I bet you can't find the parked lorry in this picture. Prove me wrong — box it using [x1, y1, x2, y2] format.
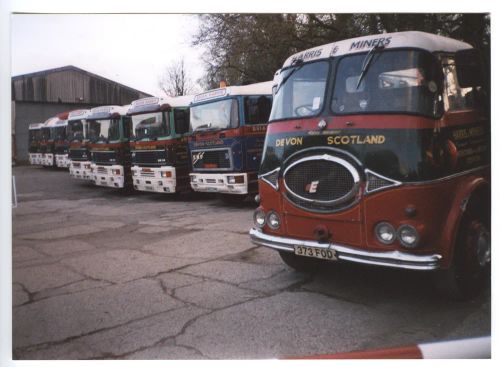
[250, 31, 490, 299]
[28, 123, 43, 165]
[87, 105, 132, 189]
[40, 116, 60, 167]
[128, 95, 193, 194]
[188, 82, 273, 200]
[68, 109, 92, 180]
[54, 111, 71, 168]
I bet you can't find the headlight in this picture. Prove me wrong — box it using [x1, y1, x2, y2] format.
[227, 176, 244, 184]
[253, 209, 266, 228]
[397, 225, 420, 248]
[191, 176, 197, 183]
[132, 171, 137, 176]
[374, 222, 396, 245]
[161, 171, 172, 178]
[113, 169, 121, 175]
[267, 211, 281, 230]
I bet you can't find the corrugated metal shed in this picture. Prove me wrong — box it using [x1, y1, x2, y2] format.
[12, 65, 152, 105]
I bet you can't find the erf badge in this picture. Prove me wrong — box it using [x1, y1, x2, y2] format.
[305, 180, 319, 193]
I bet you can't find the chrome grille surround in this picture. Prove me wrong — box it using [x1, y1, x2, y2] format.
[132, 149, 167, 167]
[191, 147, 233, 171]
[283, 154, 361, 212]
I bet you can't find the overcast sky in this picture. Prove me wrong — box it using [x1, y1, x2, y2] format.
[11, 13, 206, 96]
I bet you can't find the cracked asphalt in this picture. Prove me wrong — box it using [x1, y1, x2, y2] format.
[12, 165, 490, 359]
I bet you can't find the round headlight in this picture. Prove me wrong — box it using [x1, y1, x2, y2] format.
[397, 225, 420, 248]
[267, 211, 281, 230]
[374, 222, 396, 245]
[253, 209, 266, 228]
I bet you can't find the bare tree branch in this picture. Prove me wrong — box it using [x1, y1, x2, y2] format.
[157, 59, 196, 97]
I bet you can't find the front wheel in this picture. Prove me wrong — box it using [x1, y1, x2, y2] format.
[279, 251, 321, 273]
[434, 210, 491, 300]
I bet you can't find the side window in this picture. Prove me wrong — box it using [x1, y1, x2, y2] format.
[174, 109, 190, 135]
[442, 57, 477, 111]
[244, 96, 272, 125]
[122, 116, 133, 139]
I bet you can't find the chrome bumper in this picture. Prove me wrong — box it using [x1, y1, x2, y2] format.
[190, 172, 248, 194]
[131, 166, 177, 193]
[92, 164, 125, 188]
[55, 154, 70, 168]
[249, 228, 442, 271]
[69, 161, 92, 180]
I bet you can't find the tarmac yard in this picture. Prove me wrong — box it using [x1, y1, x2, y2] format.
[12, 166, 490, 359]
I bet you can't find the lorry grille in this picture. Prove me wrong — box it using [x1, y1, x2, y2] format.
[191, 148, 231, 171]
[283, 154, 360, 212]
[69, 149, 89, 161]
[92, 151, 117, 165]
[132, 150, 167, 167]
[55, 146, 68, 154]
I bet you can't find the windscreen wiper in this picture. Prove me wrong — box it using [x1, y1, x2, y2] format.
[356, 44, 385, 90]
[194, 123, 214, 132]
[275, 60, 304, 95]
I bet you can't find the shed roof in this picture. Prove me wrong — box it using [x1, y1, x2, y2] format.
[12, 65, 151, 97]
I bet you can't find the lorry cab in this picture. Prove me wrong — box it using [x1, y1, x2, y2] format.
[87, 105, 132, 189]
[54, 111, 70, 168]
[40, 116, 61, 167]
[28, 123, 44, 165]
[250, 31, 489, 299]
[128, 95, 193, 194]
[188, 82, 273, 199]
[68, 109, 92, 180]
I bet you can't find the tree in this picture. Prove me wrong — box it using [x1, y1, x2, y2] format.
[158, 58, 195, 97]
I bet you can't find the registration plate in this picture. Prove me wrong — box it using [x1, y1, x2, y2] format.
[205, 187, 218, 192]
[145, 186, 154, 191]
[294, 245, 337, 261]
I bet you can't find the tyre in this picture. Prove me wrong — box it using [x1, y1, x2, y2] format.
[279, 251, 321, 273]
[434, 198, 491, 300]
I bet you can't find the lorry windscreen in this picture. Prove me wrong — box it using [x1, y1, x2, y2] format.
[331, 49, 441, 117]
[88, 119, 121, 142]
[270, 61, 329, 121]
[270, 49, 442, 121]
[132, 112, 169, 140]
[54, 126, 66, 141]
[41, 127, 51, 140]
[29, 130, 37, 143]
[190, 98, 239, 132]
[67, 120, 86, 141]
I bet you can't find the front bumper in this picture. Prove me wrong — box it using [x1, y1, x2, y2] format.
[42, 153, 54, 166]
[249, 228, 442, 271]
[69, 161, 92, 180]
[34, 153, 43, 165]
[29, 153, 38, 165]
[131, 166, 177, 193]
[55, 154, 70, 168]
[190, 172, 248, 194]
[92, 164, 125, 188]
